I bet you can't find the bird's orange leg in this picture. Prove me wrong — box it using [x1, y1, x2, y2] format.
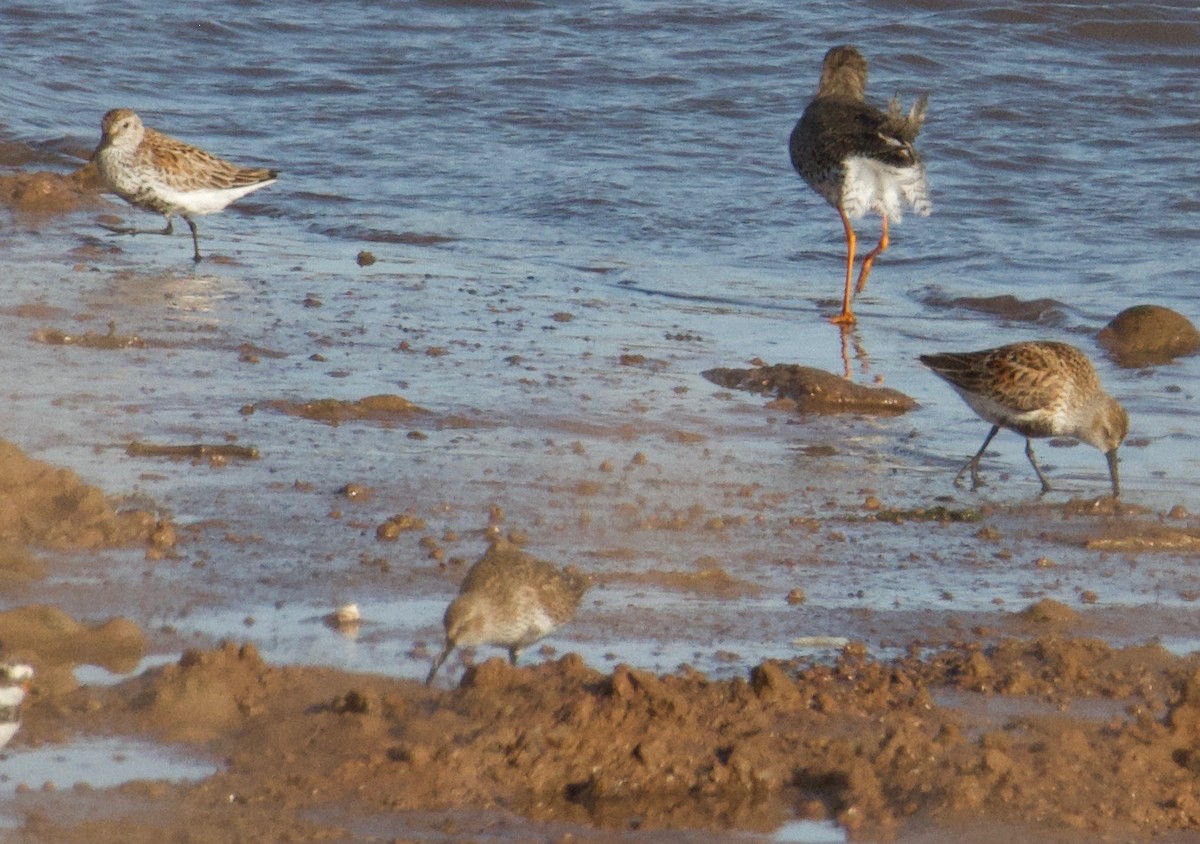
[854, 214, 889, 295]
[829, 208, 857, 325]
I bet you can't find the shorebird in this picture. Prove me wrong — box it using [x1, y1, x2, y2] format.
[789, 45, 930, 325]
[92, 108, 278, 262]
[920, 342, 1129, 497]
[426, 540, 589, 686]
[0, 663, 33, 750]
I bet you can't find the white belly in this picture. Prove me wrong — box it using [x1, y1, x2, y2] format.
[150, 181, 276, 216]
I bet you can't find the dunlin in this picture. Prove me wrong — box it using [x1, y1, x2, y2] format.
[426, 541, 589, 686]
[92, 109, 278, 262]
[789, 46, 930, 325]
[0, 663, 33, 750]
[920, 341, 1129, 497]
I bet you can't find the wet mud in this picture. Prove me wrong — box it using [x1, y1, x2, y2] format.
[32, 322, 146, 349]
[0, 407, 1198, 840]
[0, 183, 1196, 838]
[11, 633, 1200, 842]
[703, 363, 917, 415]
[0, 164, 103, 218]
[258, 394, 429, 426]
[0, 439, 159, 551]
[124, 442, 260, 462]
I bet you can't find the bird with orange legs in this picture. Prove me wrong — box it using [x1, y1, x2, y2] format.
[790, 45, 930, 325]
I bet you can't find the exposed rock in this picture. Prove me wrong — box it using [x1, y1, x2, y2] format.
[1098, 305, 1200, 367]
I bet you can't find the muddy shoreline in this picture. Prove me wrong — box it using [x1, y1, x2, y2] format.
[10, 601, 1200, 842]
[0, 171, 1198, 841]
[1, 431, 1199, 841]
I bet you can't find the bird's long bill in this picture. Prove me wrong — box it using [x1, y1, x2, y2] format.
[425, 642, 454, 686]
[1106, 448, 1121, 498]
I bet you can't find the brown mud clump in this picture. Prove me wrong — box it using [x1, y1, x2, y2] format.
[259, 394, 428, 425]
[0, 605, 145, 676]
[1019, 597, 1079, 626]
[1098, 304, 1200, 367]
[0, 163, 105, 217]
[126, 441, 260, 462]
[32, 322, 146, 349]
[704, 363, 916, 415]
[17, 638, 1200, 841]
[0, 438, 161, 549]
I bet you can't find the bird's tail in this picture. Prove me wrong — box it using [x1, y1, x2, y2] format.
[886, 93, 928, 142]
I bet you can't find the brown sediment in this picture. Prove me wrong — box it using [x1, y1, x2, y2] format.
[1, 426, 1200, 840]
[125, 442, 260, 461]
[1031, 508, 1200, 553]
[32, 323, 146, 349]
[0, 163, 105, 217]
[1083, 524, 1200, 553]
[0, 605, 144, 675]
[12, 636, 1200, 842]
[258, 394, 429, 425]
[703, 363, 916, 414]
[0, 245, 1196, 844]
[0, 438, 160, 550]
[601, 565, 761, 598]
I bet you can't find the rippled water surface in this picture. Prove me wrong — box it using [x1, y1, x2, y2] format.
[0, 0, 1198, 783]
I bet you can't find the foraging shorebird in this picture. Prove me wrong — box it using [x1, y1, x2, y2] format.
[921, 342, 1129, 497]
[92, 108, 278, 262]
[789, 45, 930, 325]
[426, 541, 589, 686]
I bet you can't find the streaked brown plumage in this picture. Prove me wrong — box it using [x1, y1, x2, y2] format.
[790, 45, 930, 325]
[426, 540, 589, 686]
[921, 342, 1129, 496]
[92, 108, 278, 262]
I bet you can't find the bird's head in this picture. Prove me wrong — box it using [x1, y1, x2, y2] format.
[444, 594, 491, 648]
[817, 45, 868, 100]
[98, 108, 145, 150]
[1092, 397, 1130, 454]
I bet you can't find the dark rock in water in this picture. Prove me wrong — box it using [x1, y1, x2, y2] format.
[1098, 305, 1200, 367]
[702, 364, 916, 415]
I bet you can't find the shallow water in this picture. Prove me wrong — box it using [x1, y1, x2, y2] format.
[0, 735, 215, 798]
[0, 0, 1198, 836]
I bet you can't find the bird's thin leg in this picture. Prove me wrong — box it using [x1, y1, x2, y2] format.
[1024, 438, 1053, 493]
[854, 214, 890, 295]
[508, 647, 521, 666]
[100, 216, 175, 238]
[184, 216, 202, 263]
[425, 641, 455, 686]
[955, 425, 1000, 489]
[829, 208, 858, 325]
[1105, 448, 1121, 499]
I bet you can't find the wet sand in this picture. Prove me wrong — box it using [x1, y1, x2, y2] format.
[0, 179, 1199, 842]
